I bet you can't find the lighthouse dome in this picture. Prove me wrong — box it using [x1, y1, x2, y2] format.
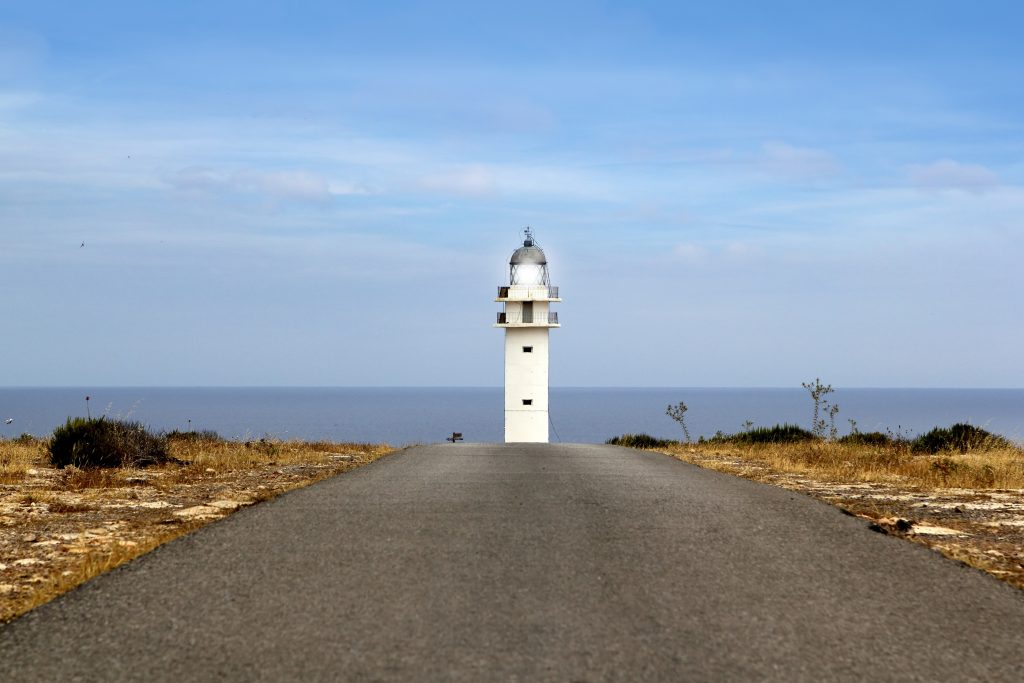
[508, 229, 550, 286]
[510, 242, 547, 266]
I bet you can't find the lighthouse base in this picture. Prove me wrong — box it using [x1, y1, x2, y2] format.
[505, 410, 549, 443]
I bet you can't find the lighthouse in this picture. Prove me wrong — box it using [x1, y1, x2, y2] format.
[495, 228, 560, 443]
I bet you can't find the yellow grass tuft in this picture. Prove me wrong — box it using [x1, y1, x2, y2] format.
[663, 440, 1024, 490]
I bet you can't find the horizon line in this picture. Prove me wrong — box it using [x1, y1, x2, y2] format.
[2, 385, 1023, 391]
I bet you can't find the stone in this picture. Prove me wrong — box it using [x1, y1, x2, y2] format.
[21, 533, 38, 543]
[14, 558, 41, 566]
[911, 524, 966, 536]
[208, 500, 249, 510]
[173, 505, 223, 519]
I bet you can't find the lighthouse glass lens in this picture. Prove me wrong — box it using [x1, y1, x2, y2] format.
[515, 264, 543, 285]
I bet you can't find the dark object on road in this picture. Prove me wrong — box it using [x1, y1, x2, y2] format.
[446, 432, 464, 442]
[49, 417, 170, 469]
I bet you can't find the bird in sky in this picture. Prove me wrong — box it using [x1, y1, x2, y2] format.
[80, 242, 85, 248]
[4, 418, 13, 425]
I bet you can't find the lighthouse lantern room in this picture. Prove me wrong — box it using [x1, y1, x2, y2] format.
[495, 228, 560, 443]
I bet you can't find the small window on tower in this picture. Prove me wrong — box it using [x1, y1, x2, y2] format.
[522, 399, 533, 406]
[522, 346, 533, 353]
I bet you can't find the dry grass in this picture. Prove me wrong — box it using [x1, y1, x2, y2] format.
[0, 439, 43, 483]
[662, 440, 1024, 490]
[0, 435, 394, 623]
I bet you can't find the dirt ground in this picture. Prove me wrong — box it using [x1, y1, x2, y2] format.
[0, 440, 393, 623]
[664, 446, 1024, 590]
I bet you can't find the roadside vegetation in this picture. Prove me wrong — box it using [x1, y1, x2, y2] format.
[0, 423, 393, 623]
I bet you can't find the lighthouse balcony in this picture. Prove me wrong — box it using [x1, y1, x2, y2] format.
[495, 311, 560, 327]
[495, 285, 560, 302]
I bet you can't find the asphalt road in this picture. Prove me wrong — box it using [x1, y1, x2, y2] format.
[2, 443, 1024, 681]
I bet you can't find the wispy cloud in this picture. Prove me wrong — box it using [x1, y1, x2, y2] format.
[417, 165, 497, 196]
[907, 159, 999, 193]
[163, 166, 367, 202]
[759, 141, 841, 179]
[672, 243, 709, 264]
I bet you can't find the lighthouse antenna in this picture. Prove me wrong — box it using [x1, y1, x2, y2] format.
[523, 226, 534, 246]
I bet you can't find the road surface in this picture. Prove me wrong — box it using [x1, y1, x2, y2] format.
[2, 443, 1023, 681]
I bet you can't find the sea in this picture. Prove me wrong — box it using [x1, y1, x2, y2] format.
[1, 387, 1022, 446]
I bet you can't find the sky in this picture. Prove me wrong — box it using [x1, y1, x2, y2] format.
[1, 1, 1022, 387]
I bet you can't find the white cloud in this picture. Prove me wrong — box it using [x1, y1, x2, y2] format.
[163, 166, 358, 202]
[760, 141, 840, 178]
[237, 169, 331, 201]
[672, 243, 709, 264]
[417, 165, 497, 196]
[907, 159, 999, 193]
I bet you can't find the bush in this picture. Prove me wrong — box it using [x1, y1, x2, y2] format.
[708, 424, 817, 445]
[838, 431, 895, 447]
[49, 417, 170, 469]
[165, 429, 223, 443]
[606, 433, 675, 449]
[911, 423, 1010, 454]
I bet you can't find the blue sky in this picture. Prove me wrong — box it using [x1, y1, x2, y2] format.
[2, 1, 1022, 387]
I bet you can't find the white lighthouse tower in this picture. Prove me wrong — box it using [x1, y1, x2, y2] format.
[495, 229, 560, 443]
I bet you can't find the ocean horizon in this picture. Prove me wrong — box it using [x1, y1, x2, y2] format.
[1, 386, 1022, 446]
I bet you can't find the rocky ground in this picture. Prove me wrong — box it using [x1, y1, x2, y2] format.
[666, 448, 1024, 590]
[0, 442, 393, 623]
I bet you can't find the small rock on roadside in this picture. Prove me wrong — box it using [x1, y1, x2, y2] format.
[911, 524, 966, 537]
[173, 505, 224, 519]
[136, 501, 173, 509]
[208, 499, 251, 510]
[328, 454, 354, 462]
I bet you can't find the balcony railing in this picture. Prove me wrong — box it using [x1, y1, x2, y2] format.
[496, 285, 559, 300]
[496, 311, 559, 325]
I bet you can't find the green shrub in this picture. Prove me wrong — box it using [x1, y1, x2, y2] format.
[165, 429, 223, 443]
[606, 433, 675, 449]
[49, 417, 170, 469]
[838, 431, 895, 447]
[708, 423, 817, 445]
[911, 423, 1010, 454]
